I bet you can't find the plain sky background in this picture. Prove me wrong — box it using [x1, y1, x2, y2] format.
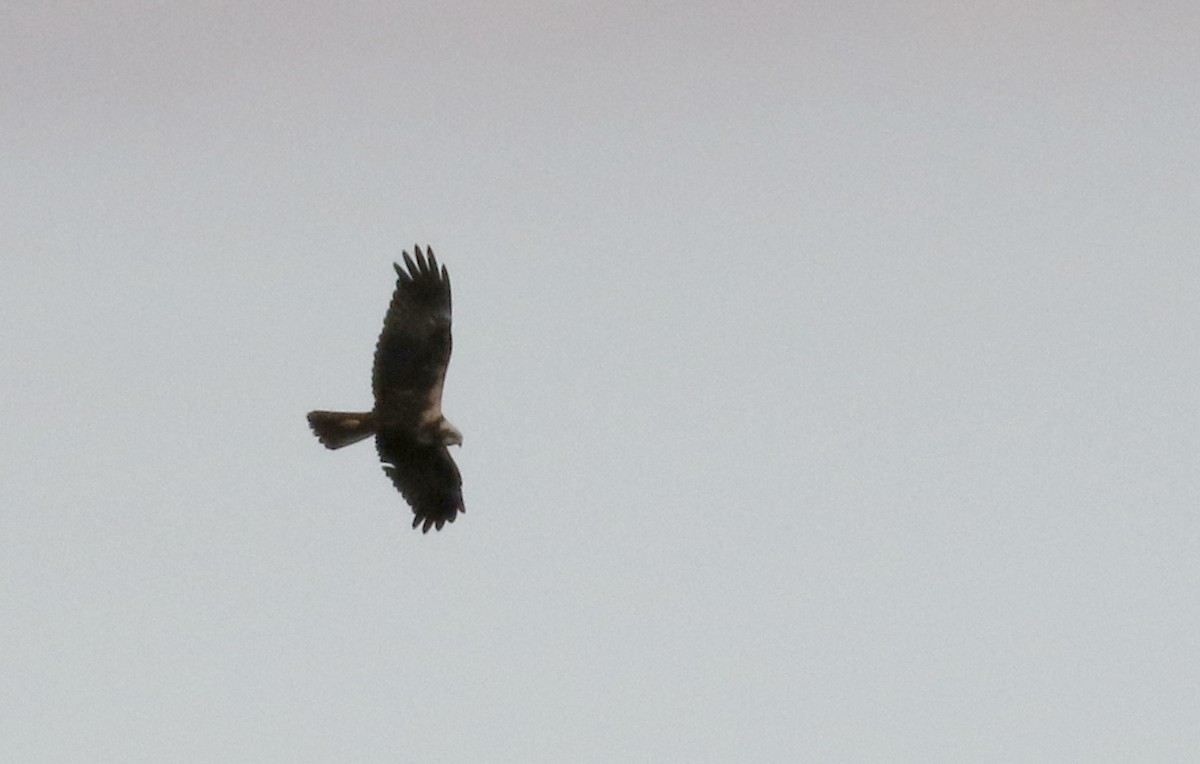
[3, 2, 1198, 761]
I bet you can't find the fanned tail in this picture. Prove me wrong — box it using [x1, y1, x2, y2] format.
[307, 411, 376, 450]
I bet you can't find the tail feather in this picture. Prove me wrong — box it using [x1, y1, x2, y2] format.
[307, 410, 376, 450]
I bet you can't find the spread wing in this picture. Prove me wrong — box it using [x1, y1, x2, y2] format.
[372, 245, 453, 418]
[377, 434, 465, 533]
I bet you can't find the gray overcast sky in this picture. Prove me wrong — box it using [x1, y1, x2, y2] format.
[3, 2, 1198, 761]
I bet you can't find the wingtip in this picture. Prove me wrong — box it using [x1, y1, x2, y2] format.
[395, 245, 447, 282]
[401, 251, 417, 278]
[410, 507, 462, 533]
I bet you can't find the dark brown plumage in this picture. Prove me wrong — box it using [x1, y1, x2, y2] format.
[307, 246, 465, 532]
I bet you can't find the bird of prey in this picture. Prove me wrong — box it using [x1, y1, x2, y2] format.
[307, 246, 465, 532]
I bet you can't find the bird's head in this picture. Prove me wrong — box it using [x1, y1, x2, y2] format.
[438, 418, 463, 447]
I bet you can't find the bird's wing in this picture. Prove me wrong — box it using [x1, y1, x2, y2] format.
[377, 435, 465, 533]
[372, 245, 453, 416]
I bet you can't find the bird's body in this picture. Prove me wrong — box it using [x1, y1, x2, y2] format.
[307, 246, 464, 532]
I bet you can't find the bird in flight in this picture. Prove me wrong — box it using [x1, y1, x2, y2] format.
[307, 245, 465, 532]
